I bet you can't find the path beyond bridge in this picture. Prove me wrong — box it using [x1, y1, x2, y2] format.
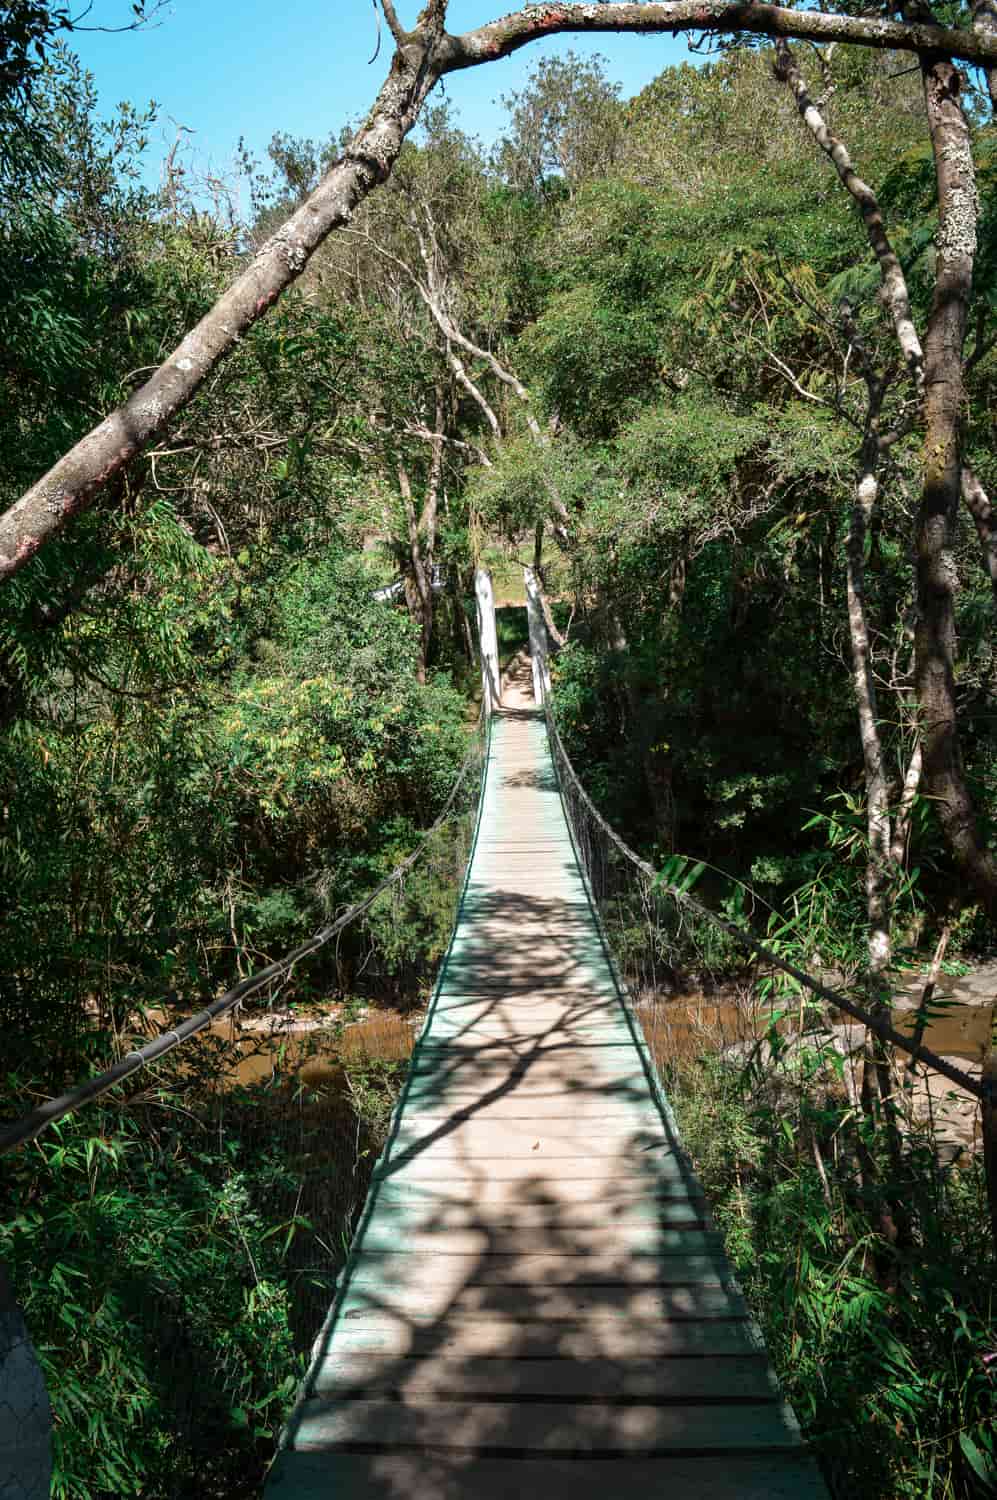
[265, 670, 829, 1499]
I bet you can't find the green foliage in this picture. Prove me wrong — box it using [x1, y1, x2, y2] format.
[1, 1028, 407, 1499]
[2, 21, 997, 1500]
[667, 1046, 997, 1499]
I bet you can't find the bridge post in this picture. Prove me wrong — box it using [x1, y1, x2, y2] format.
[523, 566, 551, 705]
[983, 1049, 997, 1260]
[474, 567, 500, 715]
[0, 1265, 51, 1500]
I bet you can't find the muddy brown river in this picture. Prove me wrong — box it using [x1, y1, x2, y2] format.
[150, 969, 994, 1154]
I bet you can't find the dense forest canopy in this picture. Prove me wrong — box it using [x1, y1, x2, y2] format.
[1, 0, 996, 1495]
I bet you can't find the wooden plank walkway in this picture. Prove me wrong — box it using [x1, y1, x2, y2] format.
[265, 679, 830, 1499]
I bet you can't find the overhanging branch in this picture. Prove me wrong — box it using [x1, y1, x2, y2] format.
[450, 3, 997, 70]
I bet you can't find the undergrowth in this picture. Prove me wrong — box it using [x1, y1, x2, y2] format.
[0, 1033, 409, 1499]
[660, 1046, 997, 1498]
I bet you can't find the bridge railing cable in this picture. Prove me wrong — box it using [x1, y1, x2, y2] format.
[542, 696, 990, 1107]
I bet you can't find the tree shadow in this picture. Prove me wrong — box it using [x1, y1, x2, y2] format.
[264, 701, 828, 1498]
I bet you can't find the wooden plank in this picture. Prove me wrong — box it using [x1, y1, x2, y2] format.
[358, 1200, 713, 1234]
[266, 1451, 829, 1500]
[287, 1397, 804, 1455]
[310, 1353, 777, 1402]
[397, 1099, 660, 1123]
[353, 1227, 718, 1257]
[387, 1121, 679, 1153]
[423, 1018, 631, 1040]
[415, 1040, 643, 1055]
[336, 1284, 748, 1323]
[344, 1249, 731, 1289]
[401, 1070, 655, 1098]
[367, 1176, 704, 1206]
[319, 1316, 763, 1362]
[379, 1132, 690, 1161]
[374, 1157, 694, 1183]
[435, 974, 619, 995]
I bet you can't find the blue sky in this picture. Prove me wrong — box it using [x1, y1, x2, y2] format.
[71, 2, 695, 191]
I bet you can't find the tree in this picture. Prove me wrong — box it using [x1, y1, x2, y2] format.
[495, 51, 623, 198]
[3, 0, 997, 582]
[775, 39, 997, 915]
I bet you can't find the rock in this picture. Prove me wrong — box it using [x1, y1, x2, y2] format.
[0, 1267, 51, 1500]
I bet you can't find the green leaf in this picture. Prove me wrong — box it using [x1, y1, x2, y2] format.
[959, 1431, 997, 1485]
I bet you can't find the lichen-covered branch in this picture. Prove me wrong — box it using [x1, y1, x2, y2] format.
[914, 53, 997, 917]
[450, 3, 997, 71]
[972, 0, 997, 109]
[0, 32, 446, 581]
[778, 38, 997, 917]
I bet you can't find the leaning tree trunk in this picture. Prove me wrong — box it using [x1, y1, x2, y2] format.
[846, 434, 893, 984]
[0, 26, 449, 581]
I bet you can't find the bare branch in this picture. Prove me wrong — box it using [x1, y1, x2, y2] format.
[405, 424, 493, 468]
[447, 346, 502, 438]
[891, 738, 923, 867]
[70, 0, 169, 34]
[378, 0, 407, 47]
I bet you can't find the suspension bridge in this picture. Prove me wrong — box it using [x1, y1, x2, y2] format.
[263, 656, 829, 1498]
[3, 574, 992, 1499]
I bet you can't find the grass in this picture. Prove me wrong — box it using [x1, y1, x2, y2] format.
[641, 999, 997, 1499]
[1, 1015, 412, 1500]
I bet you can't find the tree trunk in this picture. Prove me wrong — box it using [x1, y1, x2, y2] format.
[774, 42, 924, 392]
[846, 449, 892, 981]
[778, 40, 997, 917]
[972, 0, 997, 110]
[916, 55, 997, 917]
[399, 466, 430, 683]
[532, 524, 567, 649]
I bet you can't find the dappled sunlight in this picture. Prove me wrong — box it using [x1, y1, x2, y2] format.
[266, 678, 826, 1498]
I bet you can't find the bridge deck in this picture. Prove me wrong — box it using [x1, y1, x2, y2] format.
[265, 687, 829, 1499]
